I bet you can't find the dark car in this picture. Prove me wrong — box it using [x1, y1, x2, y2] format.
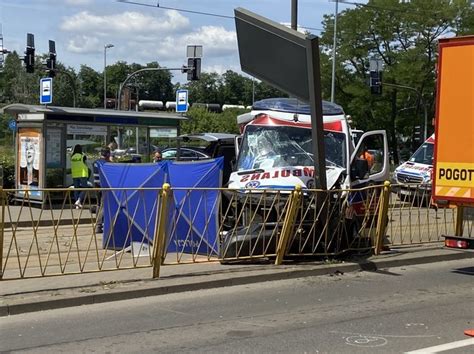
[161, 133, 237, 184]
[161, 147, 210, 161]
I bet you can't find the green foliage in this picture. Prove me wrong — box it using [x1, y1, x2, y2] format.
[181, 107, 244, 135]
[318, 0, 472, 162]
[0, 148, 15, 188]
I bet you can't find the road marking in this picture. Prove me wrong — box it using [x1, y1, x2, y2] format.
[330, 330, 436, 338]
[345, 335, 387, 347]
[405, 338, 474, 353]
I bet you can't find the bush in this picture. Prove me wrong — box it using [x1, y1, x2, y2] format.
[0, 154, 15, 189]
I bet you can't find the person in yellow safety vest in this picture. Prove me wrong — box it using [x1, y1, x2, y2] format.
[71, 144, 89, 209]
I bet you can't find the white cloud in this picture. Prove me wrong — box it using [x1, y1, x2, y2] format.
[66, 35, 100, 54]
[205, 63, 240, 75]
[60, 10, 190, 36]
[149, 26, 237, 61]
[65, 0, 93, 5]
[60, 10, 238, 74]
[180, 26, 237, 56]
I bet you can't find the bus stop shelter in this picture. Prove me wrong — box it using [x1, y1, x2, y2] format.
[0, 104, 187, 203]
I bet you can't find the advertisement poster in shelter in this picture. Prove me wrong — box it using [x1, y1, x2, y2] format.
[17, 128, 42, 198]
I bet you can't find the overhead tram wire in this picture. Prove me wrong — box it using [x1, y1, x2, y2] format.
[116, 0, 323, 32]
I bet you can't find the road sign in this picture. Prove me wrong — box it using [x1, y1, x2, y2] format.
[40, 77, 53, 104]
[8, 119, 16, 131]
[176, 89, 188, 113]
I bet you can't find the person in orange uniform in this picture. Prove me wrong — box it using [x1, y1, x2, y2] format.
[360, 147, 374, 169]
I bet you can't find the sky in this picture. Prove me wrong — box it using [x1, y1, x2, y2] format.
[0, 0, 355, 83]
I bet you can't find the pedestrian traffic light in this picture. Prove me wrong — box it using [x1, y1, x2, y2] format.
[186, 58, 201, 81]
[46, 40, 56, 78]
[370, 70, 382, 95]
[24, 33, 35, 73]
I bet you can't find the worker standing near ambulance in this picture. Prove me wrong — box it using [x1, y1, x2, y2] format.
[70, 144, 89, 209]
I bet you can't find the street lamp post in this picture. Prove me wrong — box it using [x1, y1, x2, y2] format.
[104, 44, 114, 109]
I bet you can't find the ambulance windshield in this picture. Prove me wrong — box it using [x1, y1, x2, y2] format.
[237, 125, 346, 171]
[409, 142, 434, 166]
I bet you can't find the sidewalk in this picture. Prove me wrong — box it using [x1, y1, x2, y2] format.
[1, 244, 472, 317]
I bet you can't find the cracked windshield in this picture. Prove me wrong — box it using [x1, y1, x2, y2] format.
[237, 125, 346, 171]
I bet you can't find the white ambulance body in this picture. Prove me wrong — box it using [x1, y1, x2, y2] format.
[228, 98, 389, 192]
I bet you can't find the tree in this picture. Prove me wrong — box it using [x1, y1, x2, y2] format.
[52, 63, 78, 107]
[181, 106, 242, 135]
[78, 65, 101, 108]
[106, 61, 174, 108]
[138, 62, 174, 103]
[319, 0, 472, 163]
[184, 72, 222, 104]
[221, 70, 250, 105]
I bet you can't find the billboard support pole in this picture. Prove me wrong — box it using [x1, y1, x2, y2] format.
[306, 36, 327, 191]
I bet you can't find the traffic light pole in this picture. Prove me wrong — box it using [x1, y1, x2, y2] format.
[116, 66, 193, 111]
[53, 69, 76, 107]
[380, 82, 428, 141]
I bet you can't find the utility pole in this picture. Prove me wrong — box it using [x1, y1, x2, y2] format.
[330, 0, 338, 103]
[291, 0, 298, 30]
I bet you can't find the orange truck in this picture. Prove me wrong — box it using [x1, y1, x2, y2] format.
[433, 35, 474, 249]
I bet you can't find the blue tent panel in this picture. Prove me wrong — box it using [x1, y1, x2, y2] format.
[166, 158, 223, 256]
[100, 162, 167, 249]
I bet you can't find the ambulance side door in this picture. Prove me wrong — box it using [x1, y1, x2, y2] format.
[349, 130, 389, 187]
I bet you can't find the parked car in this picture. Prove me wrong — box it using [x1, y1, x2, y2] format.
[161, 133, 237, 184]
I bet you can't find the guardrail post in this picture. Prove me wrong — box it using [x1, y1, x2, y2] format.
[152, 183, 172, 279]
[275, 185, 302, 265]
[375, 181, 391, 255]
[455, 205, 464, 236]
[0, 187, 4, 280]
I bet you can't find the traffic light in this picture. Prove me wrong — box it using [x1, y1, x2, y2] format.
[186, 58, 201, 81]
[413, 125, 422, 143]
[370, 70, 382, 95]
[192, 58, 201, 80]
[24, 33, 35, 73]
[46, 40, 56, 77]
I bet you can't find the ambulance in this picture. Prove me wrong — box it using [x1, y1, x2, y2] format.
[228, 98, 389, 191]
[221, 98, 390, 258]
[393, 134, 434, 201]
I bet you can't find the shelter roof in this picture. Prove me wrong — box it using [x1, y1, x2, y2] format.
[1, 104, 187, 122]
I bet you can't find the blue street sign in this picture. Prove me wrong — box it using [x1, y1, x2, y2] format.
[40, 77, 53, 105]
[8, 120, 16, 131]
[176, 89, 188, 113]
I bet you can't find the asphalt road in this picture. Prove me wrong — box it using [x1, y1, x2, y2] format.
[1, 259, 473, 353]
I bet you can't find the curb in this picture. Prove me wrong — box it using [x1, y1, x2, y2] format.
[1, 249, 472, 317]
[4, 217, 95, 229]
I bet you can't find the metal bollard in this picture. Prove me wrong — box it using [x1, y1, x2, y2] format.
[455, 205, 464, 237]
[152, 183, 172, 278]
[375, 181, 391, 255]
[275, 185, 302, 265]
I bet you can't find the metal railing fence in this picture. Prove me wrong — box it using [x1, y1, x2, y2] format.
[1, 182, 471, 280]
[387, 183, 473, 246]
